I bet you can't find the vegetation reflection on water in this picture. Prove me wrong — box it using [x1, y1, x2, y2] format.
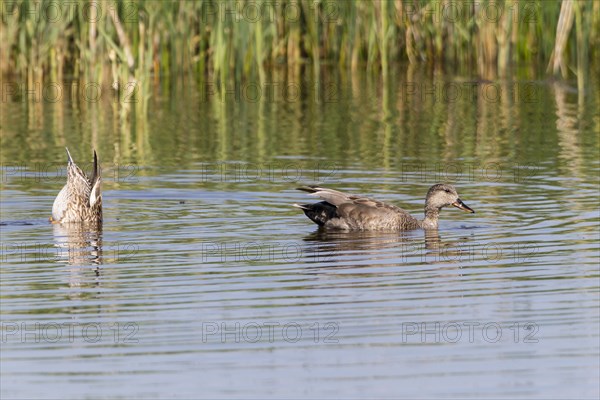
[1, 64, 599, 399]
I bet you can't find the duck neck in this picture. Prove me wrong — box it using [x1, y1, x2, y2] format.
[421, 206, 440, 229]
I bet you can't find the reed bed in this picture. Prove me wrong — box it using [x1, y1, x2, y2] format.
[1, 0, 597, 86]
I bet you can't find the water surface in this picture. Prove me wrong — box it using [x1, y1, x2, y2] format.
[1, 67, 599, 399]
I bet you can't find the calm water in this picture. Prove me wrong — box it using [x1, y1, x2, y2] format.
[1, 67, 599, 399]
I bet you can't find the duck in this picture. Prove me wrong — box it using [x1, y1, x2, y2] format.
[50, 148, 102, 224]
[293, 183, 474, 231]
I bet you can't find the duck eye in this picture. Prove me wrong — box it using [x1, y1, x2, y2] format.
[444, 189, 451, 193]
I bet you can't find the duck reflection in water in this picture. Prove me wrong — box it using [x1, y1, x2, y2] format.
[53, 222, 103, 267]
[301, 229, 474, 268]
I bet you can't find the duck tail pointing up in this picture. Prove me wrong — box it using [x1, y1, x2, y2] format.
[91, 150, 100, 185]
[65, 147, 74, 165]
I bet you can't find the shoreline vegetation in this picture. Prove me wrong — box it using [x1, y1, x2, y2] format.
[1, 0, 598, 106]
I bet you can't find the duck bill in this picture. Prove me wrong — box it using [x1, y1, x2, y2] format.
[452, 199, 475, 213]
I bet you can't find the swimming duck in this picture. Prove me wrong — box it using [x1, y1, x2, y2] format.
[51, 148, 102, 224]
[294, 184, 474, 230]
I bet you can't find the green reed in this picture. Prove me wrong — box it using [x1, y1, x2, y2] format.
[1, 0, 597, 87]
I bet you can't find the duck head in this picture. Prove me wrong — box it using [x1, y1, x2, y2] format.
[425, 183, 475, 214]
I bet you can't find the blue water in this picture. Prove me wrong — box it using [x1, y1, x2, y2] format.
[1, 70, 599, 399]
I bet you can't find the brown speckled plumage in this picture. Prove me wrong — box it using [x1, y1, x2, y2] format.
[51, 148, 102, 224]
[294, 184, 474, 231]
